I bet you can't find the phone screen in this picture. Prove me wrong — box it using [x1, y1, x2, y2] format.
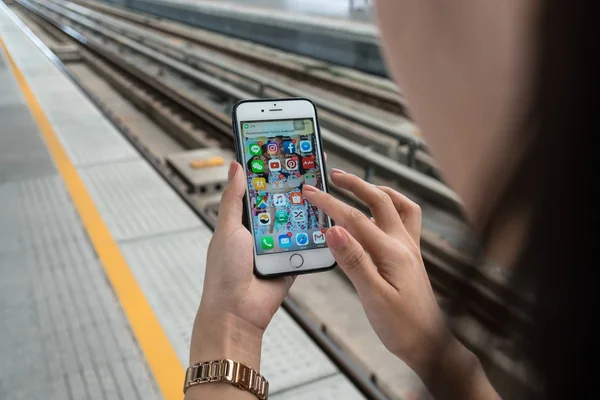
[240, 117, 330, 255]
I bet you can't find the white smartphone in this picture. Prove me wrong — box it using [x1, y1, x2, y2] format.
[232, 98, 336, 278]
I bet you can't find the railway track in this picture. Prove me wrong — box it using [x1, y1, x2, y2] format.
[46, 0, 431, 172]
[24, 0, 460, 212]
[8, 1, 537, 398]
[70, 0, 407, 117]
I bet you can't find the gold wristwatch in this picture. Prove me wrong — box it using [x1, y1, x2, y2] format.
[183, 359, 269, 399]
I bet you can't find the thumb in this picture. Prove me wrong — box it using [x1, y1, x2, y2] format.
[327, 226, 382, 293]
[215, 161, 246, 234]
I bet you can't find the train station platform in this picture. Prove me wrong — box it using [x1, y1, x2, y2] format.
[100, 0, 386, 76]
[0, 3, 366, 399]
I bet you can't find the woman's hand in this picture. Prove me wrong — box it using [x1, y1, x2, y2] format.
[303, 170, 497, 399]
[304, 169, 445, 371]
[189, 161, 294, 374]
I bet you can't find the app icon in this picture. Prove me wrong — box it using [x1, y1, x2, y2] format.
[248, 143, 262, 156]
[302, 155, 315, 170]
[299, 140, 312, 153]
[251, 159, 265, 173]
[305, 173, 317, 186]
[292, 208, 306, 222]
[243, 123, 249, 130]
[287, 175, 301, 187]
[258, 213, 270, 225]
[268, 159, 281, 172]
[296, 232, 309, 246]
[278, 234, 292, 248]
[266, 142, 279, 155]
[289, 192, 303, 205]
[285, 156, 299, 171]
[261, 236, 274, 250]
[272, 179, 284, 190]
[275, 210, 288, 223]
[253, 177, 266, 190]
[273, 193, 286, 207]
[256, 195, 267, 209]
[312, 230, 326, 244]
[283, 141, 296, 154]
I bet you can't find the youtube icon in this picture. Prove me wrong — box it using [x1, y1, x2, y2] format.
[268, 159, 281, 172]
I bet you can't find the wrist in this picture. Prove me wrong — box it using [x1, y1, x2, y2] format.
[415, 335, 496, 400]
[189, 306, 264, 370]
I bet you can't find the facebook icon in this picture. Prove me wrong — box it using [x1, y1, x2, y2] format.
[283, 141, 296, 154]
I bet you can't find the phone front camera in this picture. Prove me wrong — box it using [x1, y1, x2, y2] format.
[261, 109, 264, 112]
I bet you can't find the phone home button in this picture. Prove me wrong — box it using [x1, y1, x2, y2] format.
[289, 254, 304, 269]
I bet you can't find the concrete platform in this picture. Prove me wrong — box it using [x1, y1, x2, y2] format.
[100, 0, 387, 76]
[0, 3, 366, 399]
[0, 14, 162, 400]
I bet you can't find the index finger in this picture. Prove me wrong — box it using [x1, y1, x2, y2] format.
[330, 172, 404, 236]
[302, 185, 389, 253]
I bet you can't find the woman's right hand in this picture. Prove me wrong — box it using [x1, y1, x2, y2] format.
[303, 170, 496, 399]
[302, 170, 447, 375]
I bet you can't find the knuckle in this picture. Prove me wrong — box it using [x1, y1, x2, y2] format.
[408, 202, 422, 217]
[346, 174, 366, 194]
[394, 242, 415, 257]
[345, 207, 366, 225]
[374, 188, 391, 204]
[342, 246, 366, 270]
[346, 173, 361, 184]
[377, 185, 396, 198]
[375, 242, 407, 263]
[345, 175, 359, 189]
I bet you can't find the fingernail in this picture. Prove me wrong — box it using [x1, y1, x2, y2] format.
[331, 168, 345, 175]
[327, 227, 348, 251]
[227, 161, 237, 180]
[303, 184, 317, 193]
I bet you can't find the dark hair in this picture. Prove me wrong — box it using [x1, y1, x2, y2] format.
[471, 1, 598, 398]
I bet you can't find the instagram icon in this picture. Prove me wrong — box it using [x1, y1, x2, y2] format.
[267, 142, 279, 155]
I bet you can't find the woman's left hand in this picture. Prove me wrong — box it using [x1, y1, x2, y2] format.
[189, 161, 295, 369]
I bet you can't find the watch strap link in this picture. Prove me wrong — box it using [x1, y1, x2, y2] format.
[184, 359, 268, 399]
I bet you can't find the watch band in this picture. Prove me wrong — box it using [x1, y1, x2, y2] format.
[183, 359, 269, 399]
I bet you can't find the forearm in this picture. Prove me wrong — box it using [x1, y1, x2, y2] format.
[186, 308, 264, 400]
[412, 336, 498, 400]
